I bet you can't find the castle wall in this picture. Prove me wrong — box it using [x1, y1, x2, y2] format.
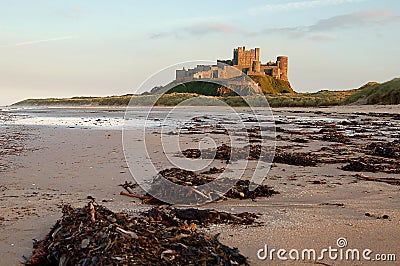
[175, 47, 289, 82]
[259, 65, 279, 79]
[277, 56, 288, 81]
[252, 60, 261, 73]
[176, 69, 188, 80]
[233, 46, 260, 69]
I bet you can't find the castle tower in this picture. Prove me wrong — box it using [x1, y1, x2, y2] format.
[277, 56, 288, 81]
[254, 48, 260, 61]
[176, 47, 290, 83]
[252, 60, 261, 73]
[233, 46, 261, 70]
[232, 46, 245, 65]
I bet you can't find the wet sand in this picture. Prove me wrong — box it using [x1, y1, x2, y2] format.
[1, 105, 399, 265]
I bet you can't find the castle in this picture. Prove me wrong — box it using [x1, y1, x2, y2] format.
[176, 46, 288, 82]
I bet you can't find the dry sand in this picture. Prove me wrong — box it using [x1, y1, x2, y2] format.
[0, 105, 399, 265]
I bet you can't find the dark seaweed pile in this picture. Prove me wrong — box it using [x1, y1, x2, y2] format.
[26, 203, 254, 266]
[366, 140, 400, 159]
[182, 144, 268, 162]
[273, 152, 318, 166]
[142, 168, 279, 205]
[341, 157, 400, 174]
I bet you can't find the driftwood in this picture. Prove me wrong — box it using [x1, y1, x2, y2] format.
[119, 191, 152, 200]
[118, 168, 278, 205]
[115, 227, 139, 239]
[88, 202, 96, 222]
[355, 173, 400, 185]
[191, 188, 211, 200]
[123, 180, 135, 194]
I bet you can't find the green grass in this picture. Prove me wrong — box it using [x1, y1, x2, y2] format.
[160, 81, 222, 96]
[248, 75, 294, 94]
[151, 75, 294, 96]
[266, 90, 355, 107]
[345, 78, 400, 105]
[12, 77, 400, 107]
[14, 96, 133, 106]
[12, 91, 349, 108]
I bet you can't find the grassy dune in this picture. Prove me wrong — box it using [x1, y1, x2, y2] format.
[12, 91, 352, 108]
[150, 76, 294, 96]
[266, 90, 355, 107]
[12, 78, 400, 107]
[345, 78, 400, 105]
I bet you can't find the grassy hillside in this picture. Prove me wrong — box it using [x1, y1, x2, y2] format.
[266, 89, 355, 107]
[14, 95, 133, 106]
[345, 78, 400, 105]
[13, 94, 222, 107]
[160, 81, 223, 96]
[12, 77, 400, 107]
[12, 91, 352, 108]
[151, 75, 294, 96]
[248, 75, 294, 94]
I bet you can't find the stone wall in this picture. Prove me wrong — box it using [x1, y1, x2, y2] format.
[176, 47, 289, 82]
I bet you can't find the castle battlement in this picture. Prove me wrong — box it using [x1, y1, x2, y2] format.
[176, 46, 289, 82]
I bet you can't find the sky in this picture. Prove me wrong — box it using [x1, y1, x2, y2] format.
[1, 0, 400, 106]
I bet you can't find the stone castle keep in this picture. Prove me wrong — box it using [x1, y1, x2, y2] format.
[176, 46, 288, 82]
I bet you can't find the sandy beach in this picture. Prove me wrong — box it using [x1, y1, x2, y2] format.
[0, 105, 399, 265]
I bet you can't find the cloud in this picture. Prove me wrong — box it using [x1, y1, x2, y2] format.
[310, 9, 400, 31]
[150, 22, 238, 39]
[261, 9, 400, 40]
[60, 6, 87, 18]
[183, 23, 236, 35]
[150, 8, 400, 41]
[150, 32, 173, 39]
[251, 0, 366, 13]
[0, 35, 79, 48]
[309, 34, 333, 41]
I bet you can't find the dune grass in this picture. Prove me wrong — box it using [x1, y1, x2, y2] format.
[12, 78, 400, 107]
[12, 91, 351, 108]
[345, 78, 400, 105]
